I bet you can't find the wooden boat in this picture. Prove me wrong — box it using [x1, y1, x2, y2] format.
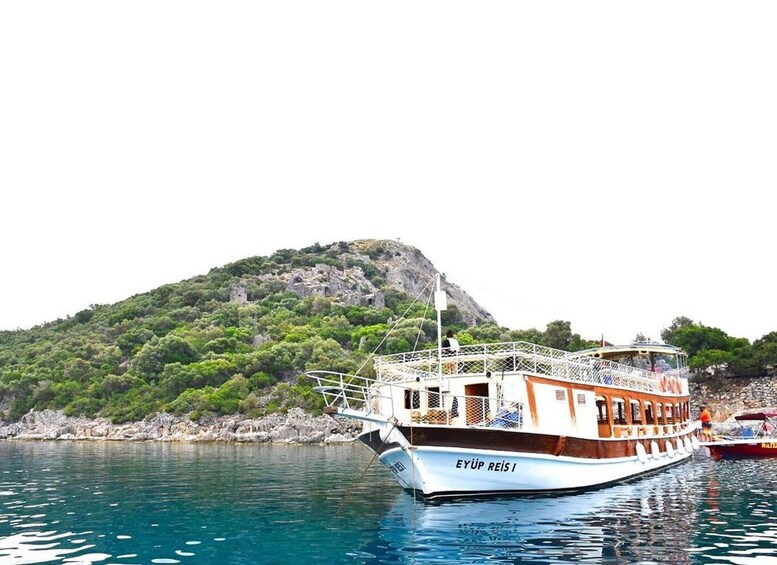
[702, 412, 777, 459]
[308, 278, 699, 497]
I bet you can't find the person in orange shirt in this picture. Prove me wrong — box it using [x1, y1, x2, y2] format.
[699, 406, 712, 440]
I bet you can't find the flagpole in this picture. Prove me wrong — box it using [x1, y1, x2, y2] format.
[435, 274, 444, 381]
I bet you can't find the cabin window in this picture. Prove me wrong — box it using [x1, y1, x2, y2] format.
[427, 387, 441, 409]
[612, 398, 627, 425]
[555, 389, 566, 402]
[630, 400, 642, 424]
[577, 393, 586, 405]
[404, 389, 420, 410]
[596, 397, 609, 424]
[656, 403, 664, 425]
[644, 402, 655, 425]
[665, 404, 674, 423]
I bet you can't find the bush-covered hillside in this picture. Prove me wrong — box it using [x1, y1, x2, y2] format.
[0, 240, 600, 424]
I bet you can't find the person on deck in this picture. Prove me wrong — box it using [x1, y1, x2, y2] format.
[442, 330, 460, 374]
[699, 406, 713, 440]
[442, 330, 460, 355]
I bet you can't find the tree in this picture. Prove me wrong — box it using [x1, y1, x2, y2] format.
[727, 344, 761, 377]
[467, 323, 507, 343]
[130, 335, 199, 382]
[507, 328, 544, 345]
[670, 325, 731, 358]
[661, 316, 695, 344]
[688, 349, 732, 376]
[543, 320, 574, 351]
[752, 332, 777, 377]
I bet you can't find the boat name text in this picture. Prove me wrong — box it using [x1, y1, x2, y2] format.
[387, 461, 406, 475]
[456, 458, 517, 473]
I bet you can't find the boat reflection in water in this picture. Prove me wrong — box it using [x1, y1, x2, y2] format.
[357, 465, 703, 564]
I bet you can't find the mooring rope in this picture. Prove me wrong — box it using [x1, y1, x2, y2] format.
[334, 420, 398, 518]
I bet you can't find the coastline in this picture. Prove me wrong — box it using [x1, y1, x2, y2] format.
[5, 377, 772, 444]
[0, 408, 360, 444]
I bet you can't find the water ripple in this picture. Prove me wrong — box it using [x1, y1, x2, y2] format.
[3, 443, 777, 563]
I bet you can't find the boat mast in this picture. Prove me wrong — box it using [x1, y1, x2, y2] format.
[434, 273, 447, 381]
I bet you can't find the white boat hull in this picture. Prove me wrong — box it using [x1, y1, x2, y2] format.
[371, 435, 694, 496]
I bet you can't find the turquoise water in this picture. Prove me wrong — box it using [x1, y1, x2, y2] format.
[2, 442, 777, 564]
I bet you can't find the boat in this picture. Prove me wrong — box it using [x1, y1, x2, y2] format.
[702, 412, 777, 459]
[308, 278, 699, 497]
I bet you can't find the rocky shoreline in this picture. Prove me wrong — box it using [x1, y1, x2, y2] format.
[3, 379, 775, 444]
[0, 408, 360, 444]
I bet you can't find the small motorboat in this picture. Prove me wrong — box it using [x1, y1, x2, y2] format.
[701, 411, 777, 459]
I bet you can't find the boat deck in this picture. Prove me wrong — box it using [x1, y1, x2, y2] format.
[374, 341, 688, 395]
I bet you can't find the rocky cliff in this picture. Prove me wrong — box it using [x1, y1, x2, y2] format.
[262, 239, 494, 326]
[0, 409, 360, 443]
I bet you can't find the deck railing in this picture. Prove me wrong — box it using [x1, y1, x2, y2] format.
[309, 370, 524, 430]
[374, 341, 688, 394]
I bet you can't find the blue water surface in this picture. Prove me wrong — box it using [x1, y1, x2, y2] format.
[2, 441, 777, 564]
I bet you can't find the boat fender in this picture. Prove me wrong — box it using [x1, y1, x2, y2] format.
[379, 426, 410, 449]
[675, 438, 684, 454]
[691, 436, 700, 451]
[650, 441, 661, 459]
[665, 441, 675, 458]
[660, 376, 667, 392]
[684, 437, 694, 453]
[635, 442, 648, 464]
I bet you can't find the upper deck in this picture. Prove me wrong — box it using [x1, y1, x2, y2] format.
[374, 340, 689, 395]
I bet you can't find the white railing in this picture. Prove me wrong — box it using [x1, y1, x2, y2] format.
[308, 370, 524, 430]
[373, 341, 688, 394]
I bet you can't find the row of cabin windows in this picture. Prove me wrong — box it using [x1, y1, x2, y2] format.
[596, 398, 689, 426]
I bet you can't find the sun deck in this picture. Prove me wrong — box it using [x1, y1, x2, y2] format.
[375, 341, 688, 395]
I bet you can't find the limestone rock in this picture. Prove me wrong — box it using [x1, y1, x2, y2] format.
[0, 408, 359, 444]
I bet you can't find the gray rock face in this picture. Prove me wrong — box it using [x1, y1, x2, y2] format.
[279, 240, 494, 326]
[0, 408, 360, 444]
[690, 376, 777, 422]
[285, 263, 386, 308]
[359, 240, 494, 326]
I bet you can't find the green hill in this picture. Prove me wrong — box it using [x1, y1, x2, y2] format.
[1, 239, 557, 424]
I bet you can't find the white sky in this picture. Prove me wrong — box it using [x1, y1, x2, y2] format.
[1, 1, 776, 345]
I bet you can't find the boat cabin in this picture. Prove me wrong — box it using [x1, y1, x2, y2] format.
[370, 341, 690, 442]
